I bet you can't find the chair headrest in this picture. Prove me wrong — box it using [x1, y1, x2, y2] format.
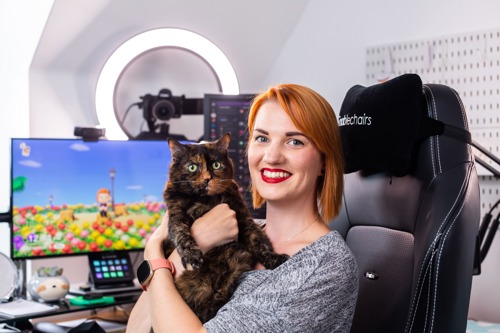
[339, 74, 444, 176]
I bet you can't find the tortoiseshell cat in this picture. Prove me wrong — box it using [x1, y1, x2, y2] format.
[163, 133, 288, 323]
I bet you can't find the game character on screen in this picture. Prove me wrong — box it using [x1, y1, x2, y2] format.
[96, 188, 111, 218]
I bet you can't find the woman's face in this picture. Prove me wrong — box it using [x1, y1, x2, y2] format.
[247, 100, 324, 206]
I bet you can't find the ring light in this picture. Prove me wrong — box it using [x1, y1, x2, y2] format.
[95, 28, 240, 140]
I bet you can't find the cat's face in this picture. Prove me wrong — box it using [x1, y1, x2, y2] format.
[167, 133, 234, 196]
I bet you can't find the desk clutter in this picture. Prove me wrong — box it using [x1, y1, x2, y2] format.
[69, 296, 116, 306]
[28, 266, 69, 302]
[0, 299, 58, 318]
[0, 294, 135, 333]
[0, 295, 125, 319]
[0, 273, 140, 320]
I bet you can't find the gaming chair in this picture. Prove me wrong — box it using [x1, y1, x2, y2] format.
[330, 74, 480, 333]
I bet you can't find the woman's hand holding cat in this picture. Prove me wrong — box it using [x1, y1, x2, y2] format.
[144, 205, 237, 275]
[191, 203, 239, 254]
[144, 213, 188, 279]
[144, 212, 170, 260]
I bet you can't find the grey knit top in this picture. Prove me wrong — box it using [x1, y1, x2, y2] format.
[203, 230, 358, 333]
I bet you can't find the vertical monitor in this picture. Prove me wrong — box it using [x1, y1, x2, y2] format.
[203, 94, 265, 219]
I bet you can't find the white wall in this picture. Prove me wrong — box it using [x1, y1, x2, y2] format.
[0, 0, 53, 214]
[265, 0, 500, 113]
[3, 0, 500, 323]
[0, 1, 54, 256]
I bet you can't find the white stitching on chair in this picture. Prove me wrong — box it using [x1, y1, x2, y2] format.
[423, 88, 437, 177]
[451, 88, 468, 131]
[423, 251, 435, 333]
[407, 86, 473, 333]
[407, 86, 448, 332]
[451, 88, 475, 161]
[423, 86, 442, 175]
[429, 164, 473, 332]
[406, 165, 470, 332]
[426, 87, 471, 332]
[430, 88, 442, 175]
[405, 232, 442, 332]
[429, 169, 468, 319]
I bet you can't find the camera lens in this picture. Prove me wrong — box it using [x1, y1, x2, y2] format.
[152, 100, 175, 121]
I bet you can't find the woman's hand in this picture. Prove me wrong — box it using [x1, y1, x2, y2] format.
[144, 203, 238, 262]
[191, 203, 239, 254]
[144, 213, 169, 260]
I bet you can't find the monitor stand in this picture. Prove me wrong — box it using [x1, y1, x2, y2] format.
[13, 259, 27, 298]
[68, 282, 141, 298]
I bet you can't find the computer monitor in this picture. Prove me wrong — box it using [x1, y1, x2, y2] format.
[10, 138, 172, 260]
[203, 93, 265, 219]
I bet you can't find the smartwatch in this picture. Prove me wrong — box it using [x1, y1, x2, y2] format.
[137, 258, 175, 291]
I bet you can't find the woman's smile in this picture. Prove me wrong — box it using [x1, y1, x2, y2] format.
[261, 168, 292, 183]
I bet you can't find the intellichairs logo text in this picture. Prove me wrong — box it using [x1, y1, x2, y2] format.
[338, 113, 372, 126]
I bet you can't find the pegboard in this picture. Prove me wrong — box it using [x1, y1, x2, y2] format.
[365, 28, 500, 215]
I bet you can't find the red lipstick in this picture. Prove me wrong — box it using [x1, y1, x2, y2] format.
[260, 168, 291, 183]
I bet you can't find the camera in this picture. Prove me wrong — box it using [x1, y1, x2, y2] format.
[140, 89, 185, 128]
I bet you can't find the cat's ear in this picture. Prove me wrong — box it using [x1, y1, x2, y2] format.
[168, 138, 186, 157]
[216, 132, 231, 150]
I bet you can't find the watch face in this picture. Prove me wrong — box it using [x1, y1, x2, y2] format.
[137, 260, 152, 285]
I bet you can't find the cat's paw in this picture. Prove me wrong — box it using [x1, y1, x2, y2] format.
[182, 252, 204, 270]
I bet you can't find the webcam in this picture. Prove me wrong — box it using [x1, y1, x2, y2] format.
[74, 127, 106, 141]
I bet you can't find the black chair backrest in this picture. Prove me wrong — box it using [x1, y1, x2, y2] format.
[331, 82, 480, 333]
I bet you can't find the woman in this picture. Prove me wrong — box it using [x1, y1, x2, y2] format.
[127, 83, 358, 332]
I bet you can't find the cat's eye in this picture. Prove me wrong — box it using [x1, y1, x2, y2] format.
[188, 164, 198, 172]
[212, 161, 222, 170]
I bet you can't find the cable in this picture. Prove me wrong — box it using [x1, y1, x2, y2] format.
[118, 102, 141, 139]
[480, 210, 500, 263]
[478, 198, 500, 245]
[476, 197, 500, 265]
[478, 212, 492, 244]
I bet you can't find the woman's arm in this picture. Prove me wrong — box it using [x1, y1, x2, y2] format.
[126, 292, 151, 333]
[145, 233, 203, 332]
[126, 204, 238, 333]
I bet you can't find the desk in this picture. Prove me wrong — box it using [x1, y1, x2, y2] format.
[0, 295, 138, 332]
